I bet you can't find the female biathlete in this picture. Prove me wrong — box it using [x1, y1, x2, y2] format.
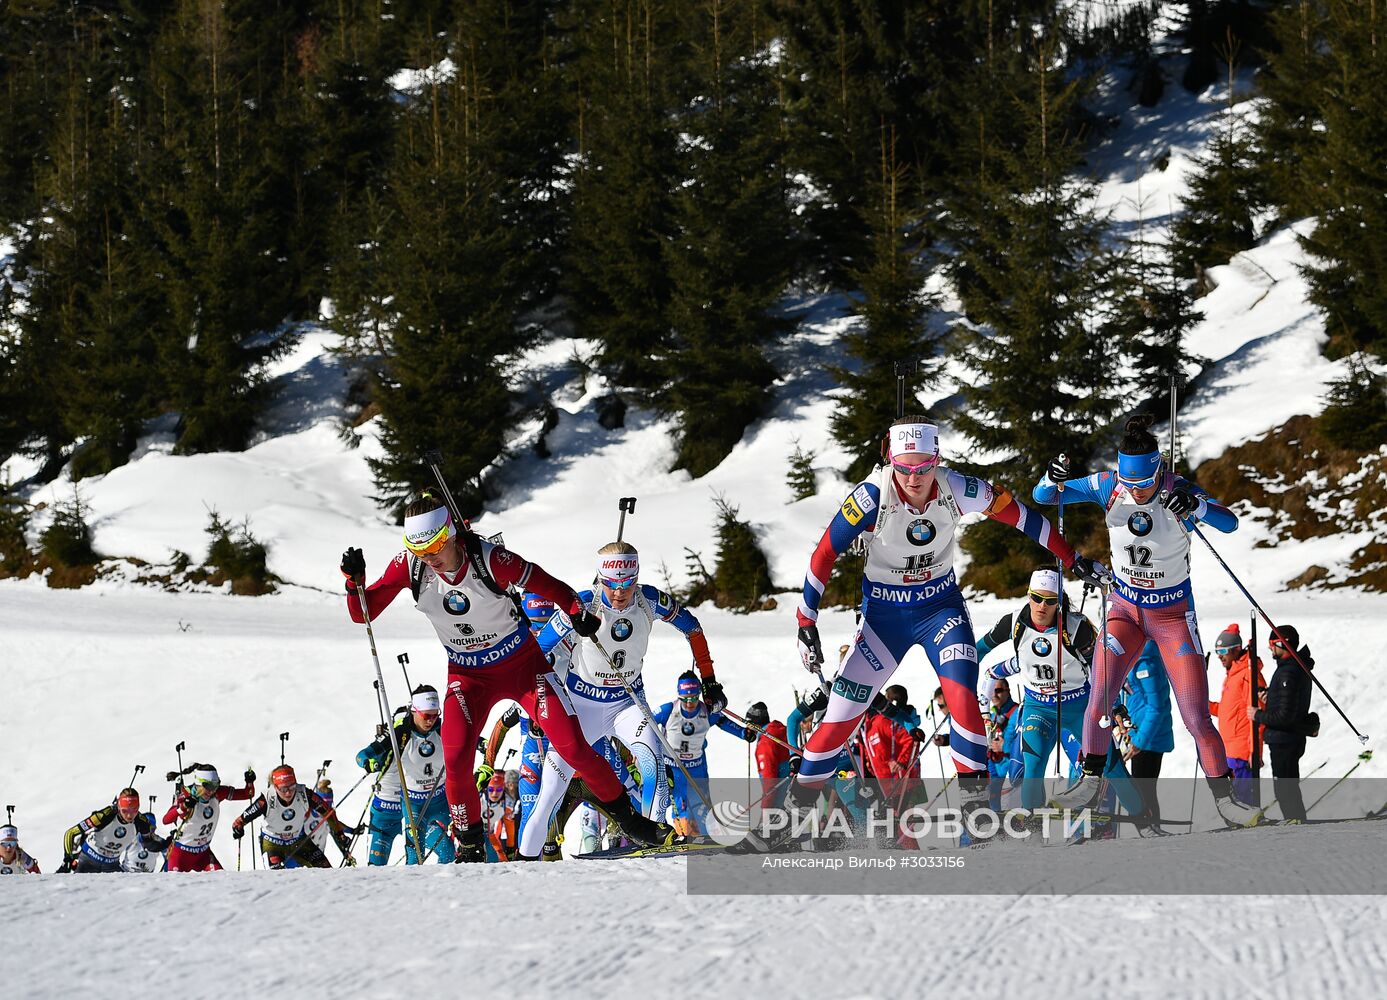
[789, 416, 1106, 836]
[341, 495, 671, 861]
[1034, 416, 1260, 826]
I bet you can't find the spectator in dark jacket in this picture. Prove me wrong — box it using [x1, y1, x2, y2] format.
[1248, 626, 1318, 822]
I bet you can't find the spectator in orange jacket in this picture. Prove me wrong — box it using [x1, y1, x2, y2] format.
[1209, 624, 1266, 803]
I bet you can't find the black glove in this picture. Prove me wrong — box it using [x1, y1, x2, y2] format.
[1111, 704, 1131, 724]
[341, 547, 366, 585]
[570, 609, 601, 638]
[702, 677, 727, 714]
[932, 733, 950, 747]
[244, 768, 256, 784]
[789, 756, 802, 775]
[231, 819, 245, 840]
[797, 624, 825, 672]
[1047, 455, 1071, 483]
[1070, 554, 1111, 589]
[1161, 487, 1199, 518]
[800, 687, 829, 715]
[58, 856, 74, 874]
[910, 727, 927, 743]
[743, 726, 757, 743]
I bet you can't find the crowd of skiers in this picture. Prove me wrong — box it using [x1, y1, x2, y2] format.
[1, 410, 1339, 874]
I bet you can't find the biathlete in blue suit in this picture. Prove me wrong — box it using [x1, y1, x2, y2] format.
[652, 672, 753, 835]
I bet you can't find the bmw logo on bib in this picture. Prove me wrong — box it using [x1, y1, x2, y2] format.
[611, 618, 633, 642]
[419, 741, 436, 757]
[203, 806, 214, 819]
[1032, 636, 1053, 657]
[1128, 510, 1154, 537]
[444, 591, 470, 616]
[114, 827, 127, 839]
[282, 809, 296, 821]
[682, 721, 696, 735]
[907, 519, 936, 546]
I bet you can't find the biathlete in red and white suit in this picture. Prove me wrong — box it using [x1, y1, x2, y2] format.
[790, 416, 1107, 824]
[163, 764, 256, 872]
[1034, 415, 1261, 826]
[341, 494, 671, 862]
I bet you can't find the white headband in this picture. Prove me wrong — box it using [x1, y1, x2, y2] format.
[403, 506, 452, 549]
[0, 825, 16, 845]
[193, 766, 220, 785]
[889, 423, 940, 460]
[597, 552, 639, 582]
[412, 690, 441, 712]
[1029, 569, 1062, 594]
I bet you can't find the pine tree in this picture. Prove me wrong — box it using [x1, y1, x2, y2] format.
[659, 0, 794, 475]
[1319, 356, 1387, 452]
[830, 122, 936, 482]
[949, 25, 1125, 481]
[1169, 34, 1269, 283]
[1293, 1, 1387, 360]
[563, 0, 684, 402]
[341, 6, 552, 516]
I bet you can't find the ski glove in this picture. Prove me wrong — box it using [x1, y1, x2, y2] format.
[343, 855, 357, 868]
[932, 733, 951, 747]
[500, 706, 521, 729]
[474, 764, 495, 791]
[1161, 486, 1202, 519]
[230, 818, 245, 840]
[1069, 554, 1111, 589]
[789, 756, 802, 775]
[570, 609, 602, 638]
[341, 547, 366, 586]
[702, 677, 727, 714]
[743, 727, 757, 743]
[799, 686, 829, 716]
[910, 728, 927, 743]
[244, 768, 256, 784]
[988, 657, 1020, 681]
[1046, 455, 1071, 484]
[797, 624, 826, 673]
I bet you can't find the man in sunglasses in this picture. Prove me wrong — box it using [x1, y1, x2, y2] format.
[1248, 626, 1319, 823]
[356, 684, 454, 864]
[788, 416, 1105, 843]
[342, 495, 673, 861]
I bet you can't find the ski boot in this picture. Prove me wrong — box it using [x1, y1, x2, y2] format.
[596, 793, 675, 849]
[451, 824, 487, 863]
[1048, 753, 1108, 810]
[958, 772, 1000, 846]
[1208, 774, 1264, 828]
[730, 779, 819, 853]
[1135, 819, 1173, 838]
[541, 839, 563, 861]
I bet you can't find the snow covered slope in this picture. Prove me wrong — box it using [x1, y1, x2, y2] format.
[3, 827, 1386, 999]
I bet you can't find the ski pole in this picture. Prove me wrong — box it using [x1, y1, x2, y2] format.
[1189, 523, 1368, 743]
[279, 732, 289, 766]
[616, 497, 637, 543]
[1055, 455, 1066, 776]
[353, 595, 425, 861]
[397, 652, 413, 694]
[720, 708, 804, 758]
[926, 701, 951, 807]
[1305, 751, 1372, 816]
[127, 764, 145, 789]
[423, 449, 472, 530]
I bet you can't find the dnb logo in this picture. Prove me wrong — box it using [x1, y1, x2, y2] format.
[1127, 511, 1154, 537]
[443, 591, 471, 616]
[610, 618, 633, 642]
[906, 518, 937, 547]
[418, 740, 436, 758]
[1031, 636, 1053, 657]
[281, 809, 296, 822]
[832, 675, 873, 703]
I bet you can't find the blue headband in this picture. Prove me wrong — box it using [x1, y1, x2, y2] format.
[1117, 450, 1162, 488]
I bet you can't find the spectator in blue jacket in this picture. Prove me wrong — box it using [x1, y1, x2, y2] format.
[1121, 641, 1175, 833]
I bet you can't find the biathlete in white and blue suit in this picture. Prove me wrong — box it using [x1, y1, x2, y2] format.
[652, 671, 754, 834]
[789, 416, 1107, 826]
[521, 541, 729, 857]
